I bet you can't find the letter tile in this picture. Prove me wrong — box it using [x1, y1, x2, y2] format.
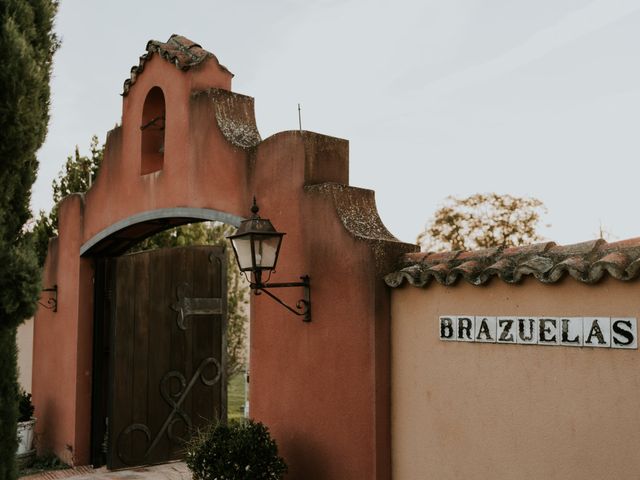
[538, 317, 559, 345]
[474, 316, 496, 343]
[583, 317, 610, 348]
[456, 316, 475, 342]
[611, 317, 637, 349]
[439, 316, 457, 341]
[516, 317, 538, 345]
[496, 317, 517, 344]
[559, 317, 582, 347]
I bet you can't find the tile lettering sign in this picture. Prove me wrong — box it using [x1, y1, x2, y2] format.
[439, 316, 637, 349]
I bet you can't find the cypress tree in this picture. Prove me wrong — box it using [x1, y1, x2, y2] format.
[0, 0, 58, 477]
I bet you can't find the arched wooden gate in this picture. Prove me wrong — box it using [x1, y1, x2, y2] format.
[91, 246, 226, 468]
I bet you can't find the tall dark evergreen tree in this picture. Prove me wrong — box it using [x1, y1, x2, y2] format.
[0, 0, 58, 477]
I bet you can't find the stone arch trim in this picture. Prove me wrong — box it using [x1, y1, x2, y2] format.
[80, 207, 244, 256]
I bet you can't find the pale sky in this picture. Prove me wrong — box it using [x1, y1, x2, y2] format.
[32, 0, 640, 246]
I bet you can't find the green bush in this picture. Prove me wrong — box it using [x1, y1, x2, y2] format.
[19, 453, 69, 476]
[17, 390, 34, 422]
[185, 419, 287, 480]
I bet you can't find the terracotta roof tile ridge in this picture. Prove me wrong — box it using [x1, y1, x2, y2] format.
[146, 34, 212, 70]
[385, 237, 640, 288]
[123, 34, 233, 96]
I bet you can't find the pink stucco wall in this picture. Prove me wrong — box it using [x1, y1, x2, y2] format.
[32, 38, 414, 478]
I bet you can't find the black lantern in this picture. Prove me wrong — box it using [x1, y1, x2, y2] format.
[227, 198, 311, 322]
[228, 200, 284, 284]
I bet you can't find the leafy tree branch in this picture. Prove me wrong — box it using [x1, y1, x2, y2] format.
[417, 193, 547, 252]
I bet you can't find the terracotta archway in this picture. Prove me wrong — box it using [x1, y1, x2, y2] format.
[33, 35, 415, 478]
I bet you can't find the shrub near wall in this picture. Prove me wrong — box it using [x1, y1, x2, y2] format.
[185, 420, 287, 480]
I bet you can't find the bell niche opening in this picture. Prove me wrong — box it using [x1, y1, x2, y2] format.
[140, 86, 165, 175]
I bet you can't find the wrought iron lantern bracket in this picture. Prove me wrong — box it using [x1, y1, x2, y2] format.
[39, 285, 58, 312]
[251, 275, 311, 322]
[228, 198, 312, 323]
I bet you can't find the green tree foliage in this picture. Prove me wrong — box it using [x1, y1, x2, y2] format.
[30, 209, 56, 267]
[32, 135, 104, 265]
[0, 0, 58, 476]
[52, 136, 104, 215]
[417, 193, 547, 252]
[0, 330, 19, 479]
[36, 137, 248, 379]
[0, 0, 58, 243]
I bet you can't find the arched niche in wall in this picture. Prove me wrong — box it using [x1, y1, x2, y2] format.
[140, 86, 165, 174]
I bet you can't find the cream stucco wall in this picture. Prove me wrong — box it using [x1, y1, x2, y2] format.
[17, 317, 33, 392]
[391, 276, 640, 480]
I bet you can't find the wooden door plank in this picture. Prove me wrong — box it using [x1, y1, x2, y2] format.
[131, 253, 151, 462]
[191, 249, 225, 427]
[145, 248, 171, 464]
[191, 248, 213, 429]
[167, 247, 188, 460]
[90, 258, 110, 466]
[108, 256, 136, 469]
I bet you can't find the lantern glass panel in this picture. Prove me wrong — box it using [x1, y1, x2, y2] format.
[231, 237, 254, 271]
[254, 235, 281, 269]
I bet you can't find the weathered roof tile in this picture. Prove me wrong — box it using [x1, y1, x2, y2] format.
[123, 34, 232, 96]
[385, 237, 640, 288]
[452, 260, 485, 277]
[501, 241, 555, 257]
[592, 252, 629, 278]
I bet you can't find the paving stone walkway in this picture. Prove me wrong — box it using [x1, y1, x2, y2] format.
[22, 462, 191, 480]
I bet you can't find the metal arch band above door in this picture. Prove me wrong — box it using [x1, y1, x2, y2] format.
[80, 208, 244, 257]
